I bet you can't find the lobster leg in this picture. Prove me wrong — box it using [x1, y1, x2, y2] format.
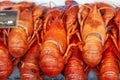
[35, 20, 42, 45]
[31, 6, 43, 46]
[110, 34, 120, 61]
[63, 43, 79, 63]
[109, 34, 119, 51]
[63, 38, 84, 63]
[84, 66, 91, 77]
[43, 14, 52, 35]
[3, 29, 8, 46]
[28, 37, 37, 48]
[78, 4, 91, 31]
[107, 20, 118, 42]
[12, 57, 21, 65]
[67, 22, 82, 44]
[28, 19, 42, 47]
[67, 30, 79, 45]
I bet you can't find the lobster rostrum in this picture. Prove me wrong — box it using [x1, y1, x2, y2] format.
[78, 2, 115, 67]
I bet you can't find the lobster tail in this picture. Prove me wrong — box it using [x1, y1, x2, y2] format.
[0, 42, 13, 79]
[99, 51, 119, 80]
[39, 42, 65, 77]
[19, 42, 41, 80]
[82, 36, 102, 67]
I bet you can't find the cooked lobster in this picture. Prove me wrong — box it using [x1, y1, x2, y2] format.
[39, 8, 67, 77]
[78, 2, 115, 67]
[8, 2, 38, 58]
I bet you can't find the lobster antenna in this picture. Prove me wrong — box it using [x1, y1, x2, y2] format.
[39, 3, 48, 6]
[63, 3, 92, 15]
[46, 8, 61, 15]
[0, 5, 13, 10]
[49, 1, 56, 8]
[96, 2, 115, 12]
[98, 6, 114, 11]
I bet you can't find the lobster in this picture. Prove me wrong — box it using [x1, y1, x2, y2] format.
[0, 31, 13, 79]
[78, 2, 115, 67]
[98, 36, 119, 80]
[19, 42, 42, 80]
[39, 7, 67, 77]
[39, 1, 80, 77]
[65, 35, 88, 80]
[8, 2, 40, 58]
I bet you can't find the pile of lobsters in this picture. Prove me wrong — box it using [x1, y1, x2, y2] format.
[0, 0, 120, 80]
